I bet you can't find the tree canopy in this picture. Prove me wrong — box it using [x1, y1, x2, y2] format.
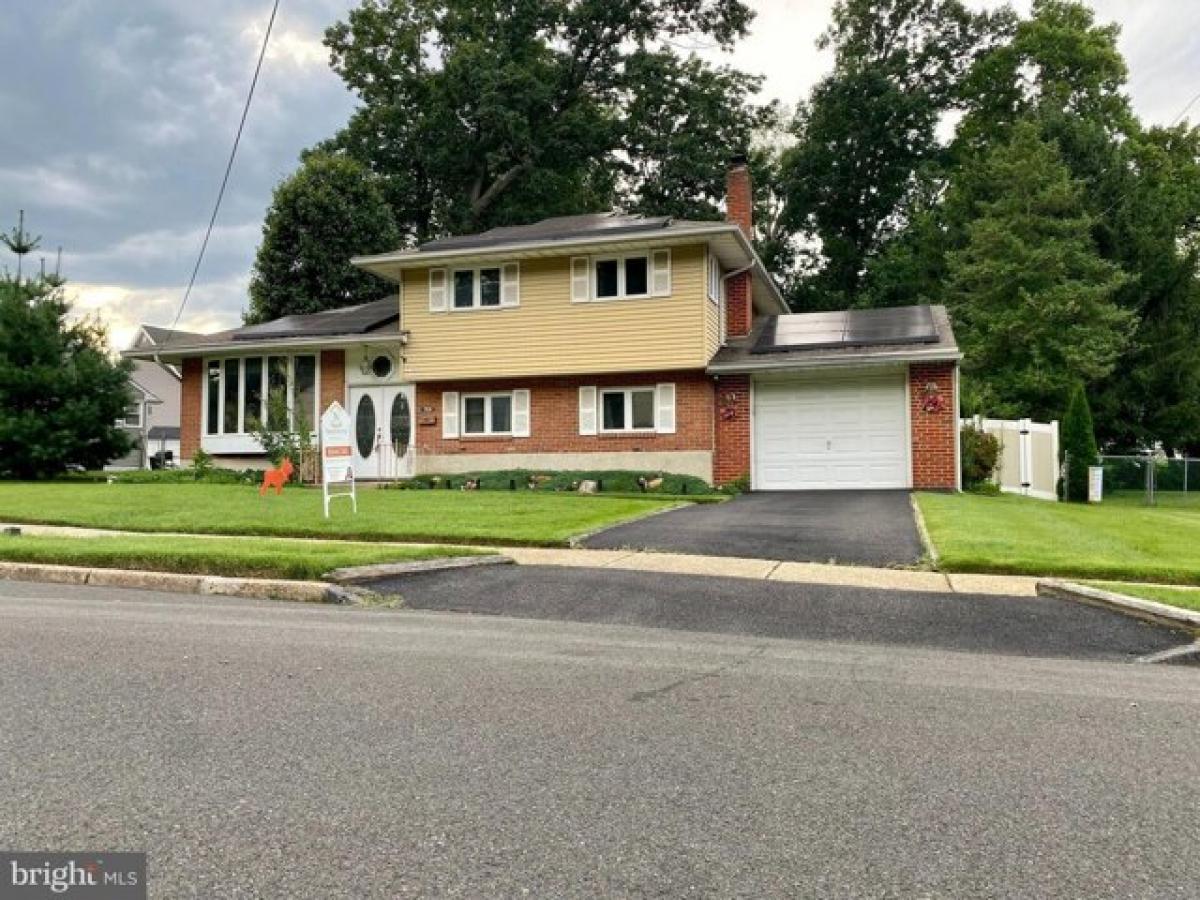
[0, 216, 134, 478]
[247, 152, 400, 323]
[247, 0, 1200, 452]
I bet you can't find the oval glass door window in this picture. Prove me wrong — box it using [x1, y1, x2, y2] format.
[355, 394, 376, 458]
[391, 392, 412, 456]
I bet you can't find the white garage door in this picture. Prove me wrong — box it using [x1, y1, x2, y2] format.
[753, 372, 909, 490]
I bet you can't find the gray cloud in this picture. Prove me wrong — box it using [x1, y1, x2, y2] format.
[2, 0, 1197, 349]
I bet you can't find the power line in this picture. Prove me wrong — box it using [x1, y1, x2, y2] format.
[168, 0, 281, 332]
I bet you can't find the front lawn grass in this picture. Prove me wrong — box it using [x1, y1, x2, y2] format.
[916, 491, 1200, 585]
[0, 482, 678, 546]
[1085, 581, 1200, 614]
[0, 533, 475, 581]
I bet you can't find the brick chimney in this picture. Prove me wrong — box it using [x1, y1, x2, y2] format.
[724, 154, 753, 337]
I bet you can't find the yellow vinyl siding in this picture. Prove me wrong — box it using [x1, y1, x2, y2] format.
[400, 243, 710, 380]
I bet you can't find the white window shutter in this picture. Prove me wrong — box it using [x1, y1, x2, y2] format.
[578, 386, 597, 435]
[512, 389, 531, 437]
[571, 257, 590, 302]
[500, 262, 520, 307]
[655, 383, 676, 434]
[442, 391, 459, 438]
[429, 268, 448, 312]
[651, 249, 671, 296]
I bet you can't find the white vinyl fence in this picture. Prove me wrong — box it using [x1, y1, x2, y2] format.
[962, 416, 1060, 501]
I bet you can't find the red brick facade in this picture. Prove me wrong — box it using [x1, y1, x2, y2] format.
[180, 357, 202, 462]
[909, 361, 958, 490]
[724, 157, 755, 339]
[416, 370, 713, 456]
[320, 350, 346, 415]
[712, 374, 751, 486]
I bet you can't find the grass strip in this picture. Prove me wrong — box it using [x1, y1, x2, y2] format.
[0, 534, 477, 581]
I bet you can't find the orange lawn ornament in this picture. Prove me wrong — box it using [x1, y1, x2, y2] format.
[260, 458, 294, 496]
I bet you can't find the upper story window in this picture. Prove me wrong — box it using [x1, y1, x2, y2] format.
[707, 252, 721, 304]
[454, 267, 502, 309]
[117, 403, 142, 427]
[594, 256, 649, 300]
[572, 249, 670, 302]
[429, 263, 519, 311]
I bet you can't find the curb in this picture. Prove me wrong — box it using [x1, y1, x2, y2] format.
[324, 554, 513, 584]
[1037, 579, 1200, 633]
[909, 495, 940, 567]
[0, 561, 343, 604]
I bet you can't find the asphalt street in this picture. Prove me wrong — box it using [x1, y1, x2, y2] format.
[2, 579, 1198, 898]
[582, 490, 925, 566]
[368, 564, 1190, 662]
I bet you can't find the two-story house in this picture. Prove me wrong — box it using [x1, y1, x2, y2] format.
[126, 158, 961, 490]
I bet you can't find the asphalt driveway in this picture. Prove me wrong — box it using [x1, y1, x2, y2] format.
[583, 490, 925, 566]
[366, 565, 1191, 663]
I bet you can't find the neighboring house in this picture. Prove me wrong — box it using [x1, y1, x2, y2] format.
[124, 158, 961, 490]
[107, 357, 183, 470]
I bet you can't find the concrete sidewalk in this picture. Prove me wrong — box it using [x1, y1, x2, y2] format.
[0, 521, 1038, 596]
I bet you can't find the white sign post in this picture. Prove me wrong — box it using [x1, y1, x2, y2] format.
[320, 401, 357, 518]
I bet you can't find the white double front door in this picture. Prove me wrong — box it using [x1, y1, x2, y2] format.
[348, 385, 415, 479]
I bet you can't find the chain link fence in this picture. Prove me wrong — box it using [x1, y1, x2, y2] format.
[1099, 454, 1200, 505]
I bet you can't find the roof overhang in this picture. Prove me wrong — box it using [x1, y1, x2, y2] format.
[708, 346, 963, 376]
[123, 332, 407, 365]
[352, 223, 789, 316]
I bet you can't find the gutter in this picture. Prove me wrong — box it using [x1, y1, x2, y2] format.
[707, 347, 964, 375]
[124, 331, 409, 362]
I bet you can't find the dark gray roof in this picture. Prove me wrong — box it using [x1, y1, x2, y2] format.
[709, 304, 959, 372]
[138, 324, 203, 345]
[230, 298, 398, 341]
[418, 213, 676, 252]
[136, 298, 400, 352]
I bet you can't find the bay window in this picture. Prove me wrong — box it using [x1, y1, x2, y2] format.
[203, 354, 318, 438]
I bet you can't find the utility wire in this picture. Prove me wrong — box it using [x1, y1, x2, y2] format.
[168, 0, 281, 332]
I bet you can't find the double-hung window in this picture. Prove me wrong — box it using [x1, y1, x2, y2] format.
[600, 387, 656, 432]
[119, 403, 142, 427]
[461, 393, 513, 436]
[594, 256, 649, 300]
[453, 267, 503, 309]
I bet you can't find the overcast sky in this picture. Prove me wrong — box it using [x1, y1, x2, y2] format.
[2, 1, 1197, 349]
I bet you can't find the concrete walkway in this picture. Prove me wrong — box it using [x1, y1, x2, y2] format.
[0, 521, 1038, 596]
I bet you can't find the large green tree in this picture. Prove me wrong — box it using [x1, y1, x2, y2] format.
[247, 152, 400, 324]
[945, 122, 1132, 420]
[0, 226, 133, 478]
[778, 0, 1008, 310]
[322, 0, 762, 244]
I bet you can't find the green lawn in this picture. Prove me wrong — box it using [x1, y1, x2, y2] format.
[1085, 581, 1200, 614]
[0, 533, 474, 581]
[0, 482, 677, 546]
[916, 490, 1200, 584]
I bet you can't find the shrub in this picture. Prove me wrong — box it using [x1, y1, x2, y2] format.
[960, 425, 1001, 489]
[387, 469, 715, 495]
[1060, 383, 1099, 502]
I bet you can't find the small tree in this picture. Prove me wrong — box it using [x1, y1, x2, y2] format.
[248, 389, 313, 478]
[0, 216, 133, 478]
[1060, 382, 1099, 502]
[960, 425, 1001, 491]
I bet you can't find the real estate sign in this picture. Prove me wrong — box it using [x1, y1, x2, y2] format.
[320, 401, 356, 517]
